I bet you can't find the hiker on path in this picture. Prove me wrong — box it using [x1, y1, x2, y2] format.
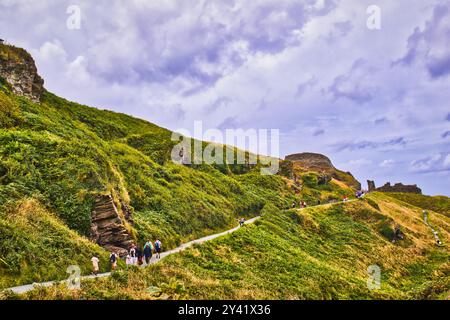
[109, 252, 118, 271]
[91, 256, 99, 276]
[154, 239, 162, 259]
[136, 245, 143, 266]
[239, 218, 245, 227]
[126, 255, 133, 268]
[143, 241, 153, 265]
[129, 244, 137, 265]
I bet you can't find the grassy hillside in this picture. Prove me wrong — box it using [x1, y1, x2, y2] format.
[0, 55, 357, 289]
[384, 193, 450, 218]
[11, 193, 449, 300]
[0, 199, 111, 289]
[2, 44, 447, 299]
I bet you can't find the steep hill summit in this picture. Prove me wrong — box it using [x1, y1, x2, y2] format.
[0, 43, 44, 102]
[285, 152, 335, 170]
[283, 152, 361, 190]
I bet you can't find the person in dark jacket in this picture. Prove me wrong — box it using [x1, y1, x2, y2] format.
[136, 245, 143, 266]
[143, 241, 153, 265]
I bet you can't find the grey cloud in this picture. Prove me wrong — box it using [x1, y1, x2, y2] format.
[78, 0, 336, 87]
[333, 20, 353, 36]
[411, 153, 450, 173]
[334, 137, 408, 152]
[313, 129, 325, 136]
[394, 3, 450, 79]
[329, 59, 378, 104]
[295, 76, 317, 98]
[374, 117, 388, 125]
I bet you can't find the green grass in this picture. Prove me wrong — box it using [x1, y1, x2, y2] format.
[14, 199, 449, 300]
[2, 44, 448, 299]
[0, 199, 111, 289]
[385, 193, 450, 218]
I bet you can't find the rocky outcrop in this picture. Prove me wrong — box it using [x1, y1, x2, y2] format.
[91, 195, 133, 257]
[0, 44, 44, 102]
[283, 152, 361, 190]
[368, 181, 422, 194]
[285, 153, 335, 170]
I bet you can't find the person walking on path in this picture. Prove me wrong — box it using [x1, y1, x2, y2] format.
[143, 241, 153, 265]
[109, 252, 118, 271]
[154, 239, 162, 259]
[91, 256, 99, 276]
[136, 245, 143, 266]
[129, 244, 137, 265]
[126, 255, 133, 268]
[239, 218, 246, 227]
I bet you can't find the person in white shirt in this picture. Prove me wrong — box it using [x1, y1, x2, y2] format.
[91, 256, 99, 276]
[129, 245, 137, 265]
[126, 255, 133, 268]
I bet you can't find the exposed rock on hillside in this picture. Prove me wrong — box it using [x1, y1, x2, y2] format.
[91, 195, 133, 257]
[285, 152, 335, 170]
[284, 152, 361, 190]
[0, 44, 44, 102]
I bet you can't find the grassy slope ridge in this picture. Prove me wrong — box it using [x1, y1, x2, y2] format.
[385, 193, 450, 218]
[15, 193, 450, 300]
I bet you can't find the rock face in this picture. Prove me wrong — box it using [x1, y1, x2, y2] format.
[91, 195, 133, 257]
[284, 152, 361, 190]
[285, 153, 335, 170]
[0, 44, 44, 102]
[368, 181, 422, 194]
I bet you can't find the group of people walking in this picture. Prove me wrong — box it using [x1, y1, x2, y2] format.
[291, 201, 308, 209]
[90, 239, 163, 275]
[126, 239, 162, 267]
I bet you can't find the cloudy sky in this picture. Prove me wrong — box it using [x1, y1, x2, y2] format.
[1, 0, 449, 195]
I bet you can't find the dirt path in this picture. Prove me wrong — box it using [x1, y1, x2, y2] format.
[423, 210, 443, 246]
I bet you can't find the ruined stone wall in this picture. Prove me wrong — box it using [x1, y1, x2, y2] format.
[376, 182, 422, 194]
[367, 180, 422, 194]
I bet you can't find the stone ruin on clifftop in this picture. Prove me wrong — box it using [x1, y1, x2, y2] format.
[367, 180, 422, 194]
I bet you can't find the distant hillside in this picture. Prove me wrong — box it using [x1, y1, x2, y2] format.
[385, 193, 450, 218]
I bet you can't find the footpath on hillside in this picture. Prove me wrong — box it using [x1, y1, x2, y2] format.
[4, 200, 353, 295]
[423, 210, 443, 246]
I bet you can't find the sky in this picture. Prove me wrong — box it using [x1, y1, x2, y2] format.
[1, 0, 449, 195]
